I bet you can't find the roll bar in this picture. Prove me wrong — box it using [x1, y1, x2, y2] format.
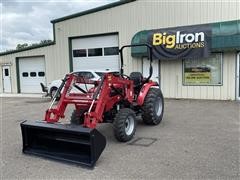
[119, 43, 153, 82]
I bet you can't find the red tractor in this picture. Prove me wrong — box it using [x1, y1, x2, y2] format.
[21, 44, 164, 167]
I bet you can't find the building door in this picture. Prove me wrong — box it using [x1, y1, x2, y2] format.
[19, 56, 46, 93]
[237, 53, 240, 100]
[2, 65, 12, 93]
[71, 34, 119, 72]
[143, 58, 160, 84]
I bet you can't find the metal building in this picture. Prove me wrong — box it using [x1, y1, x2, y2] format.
[0, 0, 239, 100]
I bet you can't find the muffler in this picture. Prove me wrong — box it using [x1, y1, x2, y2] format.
[20, 120, 106, 167]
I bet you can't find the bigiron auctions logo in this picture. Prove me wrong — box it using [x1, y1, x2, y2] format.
[147, 25, 211, 60]
[152, 31, 205, 49]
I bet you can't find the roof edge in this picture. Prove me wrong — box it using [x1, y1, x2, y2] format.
[0, 42, 55, 56]
[51, 0, 136, 24]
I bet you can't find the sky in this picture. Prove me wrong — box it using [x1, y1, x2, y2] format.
[0, 0, 118, 52]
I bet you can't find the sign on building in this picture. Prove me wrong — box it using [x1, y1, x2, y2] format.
[147, 24, 212, 60]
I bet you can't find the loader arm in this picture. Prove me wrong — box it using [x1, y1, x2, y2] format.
[44, 73, 134, 128]
[84, 73, 134, 128]
[45, 74, 75, 123]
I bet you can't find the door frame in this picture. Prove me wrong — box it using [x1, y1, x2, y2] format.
[236, 52, 240, 100]
[2, 65, 12, 93]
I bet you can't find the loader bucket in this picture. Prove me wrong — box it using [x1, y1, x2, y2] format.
[20, 120, 106, 167]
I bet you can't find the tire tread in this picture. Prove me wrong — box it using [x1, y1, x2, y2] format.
[142, 88, 164, 125]
[70, 109, 85, 125]
[113, 108, 136, 142]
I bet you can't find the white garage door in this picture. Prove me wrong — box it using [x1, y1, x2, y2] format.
[71, 34, 119, 71]
[19, 56, 46, 93]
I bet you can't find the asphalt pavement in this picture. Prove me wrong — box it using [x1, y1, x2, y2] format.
[0, 97, 239, 179]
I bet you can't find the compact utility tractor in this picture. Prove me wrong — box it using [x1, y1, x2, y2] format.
[20, 44, 164, 167]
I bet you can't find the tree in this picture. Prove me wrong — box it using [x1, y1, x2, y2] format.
[40, 40, 53, 44]
[16, 43, 28, 50]
[15, 40, 53, 50]
[10, 39, 53, 52]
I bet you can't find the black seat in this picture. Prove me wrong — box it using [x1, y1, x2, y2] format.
[129, 72, 143, 88]
[40, 82, 48, 93]
[40, 83, 49, 97]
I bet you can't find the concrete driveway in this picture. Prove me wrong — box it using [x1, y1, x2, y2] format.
[0, 97, 239, 179]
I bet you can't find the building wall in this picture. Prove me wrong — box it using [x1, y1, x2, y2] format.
[160, 52, 236, 100]
[0, 0, 239, 99]
[54, 0, 239, 73]
[0, 45, 57, 93]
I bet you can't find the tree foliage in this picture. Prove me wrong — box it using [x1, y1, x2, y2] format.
[40, 40, 53, 44]
[16, 43, 28, 50]
[16, 39, 53, 50]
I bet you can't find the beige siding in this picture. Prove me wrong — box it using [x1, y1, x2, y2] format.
[0, 0, 239, 99]
[160, 53, 236, 100]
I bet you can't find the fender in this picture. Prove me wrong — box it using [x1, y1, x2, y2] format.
[137, 81, 159, 106]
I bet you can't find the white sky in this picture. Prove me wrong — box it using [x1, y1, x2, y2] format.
[0, 0, 118, 52]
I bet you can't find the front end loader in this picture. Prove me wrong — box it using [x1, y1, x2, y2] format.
[20, 44, 164, 167]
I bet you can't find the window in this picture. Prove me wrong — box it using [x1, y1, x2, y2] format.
[4, 69, 9, 76]
[30, 72, 37, 77]
[22, 72, 28, 77]
[78, 72, 94, 79]
[95, 72, 104, 77]
[73, 49, 87, 57]
[88, 48, 102, 57]
[38, 72, 45, 77]
[183, 53, 222, 85]
[104, 47, 119, 56]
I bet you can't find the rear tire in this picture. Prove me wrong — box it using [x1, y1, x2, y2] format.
[142, 88, 164, 125]
[113, 108, 136, 142]
[70, 109, 86, 125]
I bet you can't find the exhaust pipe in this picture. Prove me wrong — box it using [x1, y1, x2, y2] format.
[20, 120, 106, 167]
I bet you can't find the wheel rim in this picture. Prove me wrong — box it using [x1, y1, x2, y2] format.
[155, 97, 163, 117]
[125, 116, 134, 136]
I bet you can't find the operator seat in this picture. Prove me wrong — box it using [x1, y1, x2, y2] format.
[129, 72, 143, 89]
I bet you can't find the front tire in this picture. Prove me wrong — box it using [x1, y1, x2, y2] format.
[70, 109, 86, 125]
[142, 88, 164, 125]
[113, 108, 136, 142]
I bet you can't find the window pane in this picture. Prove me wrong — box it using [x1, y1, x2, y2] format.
[4, 69, 9, 76]
[30, 72, 37, 77]
[79, 72, 94, 79]
[88, 48, 102, 57]
[73, 49, 87, 57]
[77, 72, 83, 77]
[95, 72, 104, 77]
[183, 53, 222, 85]
[104, 47, 119, 56]
[38, 72, 45, 77]
[22, 72, 28, 77]
[85, 72, 94, 79]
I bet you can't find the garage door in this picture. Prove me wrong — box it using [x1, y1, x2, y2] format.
[19, 56, 46, 93]
[71, 34, 119, 71]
